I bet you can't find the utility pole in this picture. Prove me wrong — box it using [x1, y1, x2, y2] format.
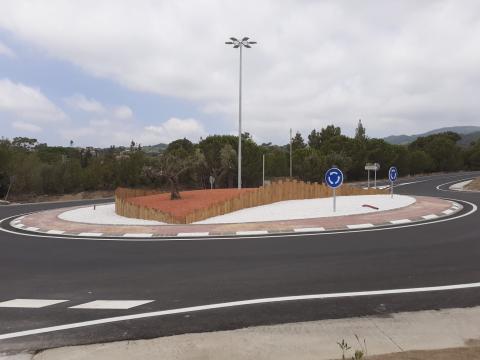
[225, 37, 257, 188]
[262, 153, 265, 187]
[289, 128, 293, 178]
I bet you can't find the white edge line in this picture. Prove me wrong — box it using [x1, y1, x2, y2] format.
[0, 197, 477, 242]
[236, 230, 269, 235]
[346, 223, 374, 229]
[1, 281, 480, 340]
[177, 232, 210, 237]
[389, 219, 412, 224]
[123, 233, 153, 238]
[422, 214, 438, 220]
[294, 227, 326, 232]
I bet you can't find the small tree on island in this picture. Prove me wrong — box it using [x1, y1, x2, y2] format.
[143, 140, 205, 200]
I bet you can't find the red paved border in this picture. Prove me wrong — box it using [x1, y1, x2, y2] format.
[11, 196, 461, 238]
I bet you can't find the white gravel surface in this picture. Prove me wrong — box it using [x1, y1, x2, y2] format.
[58, 195, 415, 225]
[195, 194, 415, 224]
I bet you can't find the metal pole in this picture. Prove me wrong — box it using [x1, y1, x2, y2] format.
[374, 170, 377, 189]
[262, 154, 265, 187]
[391, 180, 394, 198]
[289, 128, 292, 178]
[333, 188, 336, 212]
[4, 182, 12, 201]
[237, 45, 243, 189]
[367, 170, 370, 189]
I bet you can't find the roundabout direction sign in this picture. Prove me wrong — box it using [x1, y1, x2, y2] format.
[388, 166, 398, 198]
[325, 167, 344, 212]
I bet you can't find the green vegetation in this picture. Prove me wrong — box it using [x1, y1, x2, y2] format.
[1, 121, 480, 200]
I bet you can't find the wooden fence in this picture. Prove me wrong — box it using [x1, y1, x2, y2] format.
[115, 180, 387, 224]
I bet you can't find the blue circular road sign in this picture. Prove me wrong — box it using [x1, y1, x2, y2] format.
[388, 166, 398, 182]
[325, 167, 344, 189]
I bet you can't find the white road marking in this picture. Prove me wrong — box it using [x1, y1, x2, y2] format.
[2, 281, 480, 340]
[293, 227, 326, 232]
[47, 230, 65, 234]
[442, 209, 454, 215]
[14, 223, 24, 228]
[0, 299, 68, 308]
[78, 232, 103, 237]
[177, 232, 210, 237]
[389, 219, 412, 224]
[69, 300, 154, 310]
[25, 227, 40, 231]
[123, 233, 153, 238]
[236, 230, 269, 235]
[0, 198, 477, 242]
[422, 214, 439, 220]
[346, 223, 374, 229]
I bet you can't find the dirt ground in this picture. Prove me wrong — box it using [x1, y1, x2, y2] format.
[7, 190, 114, 203]
[466, 178, 480, 191]
[366, 345, 480, 360]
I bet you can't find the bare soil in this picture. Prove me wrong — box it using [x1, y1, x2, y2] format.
[466, 178, 480, 191]
[365, 345, 480, 360]
[129, 188, 254, 219]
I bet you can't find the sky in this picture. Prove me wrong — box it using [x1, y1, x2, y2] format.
[0, 0, 479, 148]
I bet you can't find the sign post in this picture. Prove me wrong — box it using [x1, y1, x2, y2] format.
[325, 167, 344, 212]
[388, 166, 398, 198]
[365, 163, 380, 189]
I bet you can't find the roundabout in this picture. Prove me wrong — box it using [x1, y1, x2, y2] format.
[0, 172, 479, 353]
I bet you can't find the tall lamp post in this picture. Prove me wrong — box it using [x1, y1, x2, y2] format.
[225, 36, 257, 188]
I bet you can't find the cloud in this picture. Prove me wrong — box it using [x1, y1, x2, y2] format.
[113, 105, 133, 120]
[1, 1, 480, 141]
[60, 117, 207, 147]
[0, 78, 66, 122]
[12, 121, 42, 132]
[64, 94, 105, 113]
[0, 41, 14, 57]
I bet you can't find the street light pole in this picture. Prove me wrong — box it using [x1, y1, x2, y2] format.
[290, 128, 293, 178]
[225, 37, 257, 188]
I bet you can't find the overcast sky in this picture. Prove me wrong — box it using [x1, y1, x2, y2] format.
[0, 0, 479, 147]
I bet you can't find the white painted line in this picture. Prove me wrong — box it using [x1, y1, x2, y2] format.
[78, 232, 103, 237]
[14, 223, 25, 228]
[0, 299, 68, 308]
[293, 227, 326, 233]
[2, 281, 480, 340]
[25, 227, 40, 232]
[123, 233, 153, 238]
[389, 219, 412, 225]
[442, 209, 454, 215]
[69, 300, 154, 310]
[47, 230, 65, 234]
[236, 230, 269, 236]
[16, 216, 25, 220]
[177, 232, 210, 237]
[11, 220, 20, 224]
[422, 214, 439, 220]
[346, 223, 374, 229]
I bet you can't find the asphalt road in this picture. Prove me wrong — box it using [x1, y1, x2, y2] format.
[0, 172, 479, 353]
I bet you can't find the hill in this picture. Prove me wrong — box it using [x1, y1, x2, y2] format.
[384, 126, 480, 145]
[141, 143, 168, 154]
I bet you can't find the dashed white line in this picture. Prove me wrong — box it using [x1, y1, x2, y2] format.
[177, 232, 210, 237]
[2, 281, 480, 340]
[25, 227, 40, 231]
[389, 219, 412, 225]
[236, 230, 269, 236]
[293, 227, 326, 233]
[13, 223, 24, 228]
[69, 300, 154, 310]
[442, 209, 454, 215]
[0, 299, 68, 308]
[346, 223, 374, 229]
[78, 232, 103, 237]
[422, 214, 439, 220]
[46, 230, 65, 234]
[123, 233, 153, 238]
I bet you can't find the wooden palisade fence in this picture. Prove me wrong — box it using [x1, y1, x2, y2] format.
[115, 180, 387, 224]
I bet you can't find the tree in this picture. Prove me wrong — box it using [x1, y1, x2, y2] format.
[355, 119, 366, 142]
[143, 149, 204, 199]
[308, 129, 322, 149]
[320, 125, 341, 143]
[291, 131, 306, 151]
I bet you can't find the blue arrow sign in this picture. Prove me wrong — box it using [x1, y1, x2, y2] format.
[388, 166, 398, 182]
[325, 167, 344, 189]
